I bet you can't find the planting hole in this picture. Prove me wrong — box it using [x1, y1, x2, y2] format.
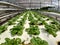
[58, 42, 60, 45]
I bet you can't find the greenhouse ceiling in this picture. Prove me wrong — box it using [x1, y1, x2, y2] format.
[0, 0, 60, 9]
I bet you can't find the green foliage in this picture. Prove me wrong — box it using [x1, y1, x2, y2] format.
[8, 20, 14, 25]
[0, 13, 24, 34]
[10, 24, 24, 36]
[1, 11, 60, 45]
[50, 20, 60, 30]
[0, 38, 21, 45]
[28, 14, 33, 21]
[0, 25, 7, 34]
[7, 13, 23, 25]
[45, 24, 58, 37]
[29, 20, 38, 25]
[30, 11, 60, 37]
[26, 25, 40, 35]
[10, 13, 27, 36]
[30, 37, 48, 45]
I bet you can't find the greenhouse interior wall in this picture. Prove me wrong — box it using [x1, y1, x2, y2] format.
[0, 0, 60, 45]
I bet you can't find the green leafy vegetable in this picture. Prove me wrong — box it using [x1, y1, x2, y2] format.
[26, 25, 40, 35]
[45, 24, 58, 37]
[0, 38, 21, 45]
[0, 25, 7, 34]
[11, 25, 24, 36]
[30, 37, 48, 45]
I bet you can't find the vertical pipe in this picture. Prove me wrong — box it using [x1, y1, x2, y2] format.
[30, 0, 32, 9]
[29, 0, 31, 9]
[51, 0, 52, 5]
[40, 2, 41, 9]
[58, 0, 59, 12]
[50, 0, 52, 11]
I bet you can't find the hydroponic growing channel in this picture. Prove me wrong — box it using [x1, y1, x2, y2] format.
[0, 11, 60, 45]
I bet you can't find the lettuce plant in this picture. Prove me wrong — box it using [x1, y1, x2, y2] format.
[30, 37, 48, 45]
[45, 24, 58, 37]
[0, 38, 21, 45]
[11, 25, 24, 36]
[0, 25, 7, 34]
[26, 25, 40, 35]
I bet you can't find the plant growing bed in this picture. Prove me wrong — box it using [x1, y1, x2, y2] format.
[0, 11, 60, 45]
[10, 13, 27, 36]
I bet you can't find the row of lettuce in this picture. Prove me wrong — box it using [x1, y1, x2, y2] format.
[10, 12, 27, 36]
[0, 11, 27, 34]
[0, 11, 48, 45]
[26, 12, 40, 35]
[28, 11, 60, 37]
[0, 37, 48, 45]
[0, 11, 60, 45]
[0, 12, 23, 34]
